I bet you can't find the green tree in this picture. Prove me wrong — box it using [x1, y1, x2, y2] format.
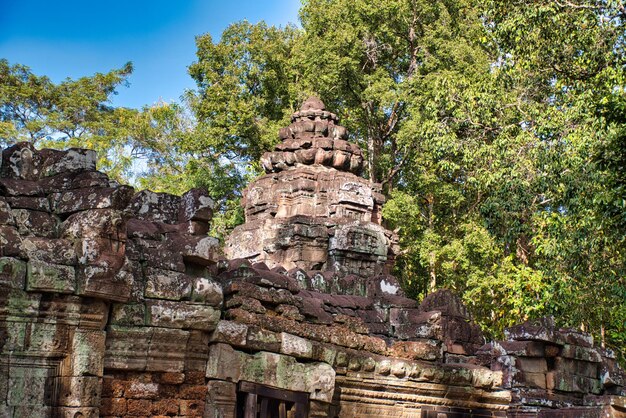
[0, 59, 142, 180]
[478, 0, 626, 346]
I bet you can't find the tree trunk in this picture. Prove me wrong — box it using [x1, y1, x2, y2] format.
[427, 194, 436, 293]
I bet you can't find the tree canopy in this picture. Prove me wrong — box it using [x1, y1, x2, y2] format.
[1, 0, 624, 354]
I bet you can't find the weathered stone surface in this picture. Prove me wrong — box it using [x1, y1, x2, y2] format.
[1, 142, 41, 180]
[20, 237, 77, 265]
[51, 185, 134, 214]
[76, 261, 131, 302]
[226, 97, 397, 278]
[38, 147, 97, 177]
[144, 268, 193, 300]
[0, 225, 22, 256]
[146, 300, 220, 331]
[210, 320, 248, 346]
[61, 209, 125, 240]
[128, 190, 181, 223]
[5, 196, 50, 211]
[12, 209, 58, 237]
[26, 260, 76, 293]
[239, 350, 336, 403]
[191, 277, 223, 305]
[179, 187, 214, 222]
[166, 233, 219, 266]
[0, 257, 27, 288]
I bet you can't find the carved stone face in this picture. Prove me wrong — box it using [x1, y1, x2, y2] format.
[226, 98, 397, 276]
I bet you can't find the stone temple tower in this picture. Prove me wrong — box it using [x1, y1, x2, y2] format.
[225, 97, 397, 277]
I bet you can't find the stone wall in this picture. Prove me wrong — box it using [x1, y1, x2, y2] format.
[0, 142, 220, 417]
[1, 98, 625, 418]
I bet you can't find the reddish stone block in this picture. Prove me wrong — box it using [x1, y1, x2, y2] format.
[157, 384, 178, 399]
[100, 397, 126, 416]
[184, 371, 206, 385]
[152, 399, 179, 415]
[124, 381, 159, 399]
[126, 399, 152, 416]
[159, 372, 185, 385]
[179, 384, 206, 400]
[180, 399, 205, 415]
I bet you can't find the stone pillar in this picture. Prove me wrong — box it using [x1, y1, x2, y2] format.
[204, 380, 237, 418]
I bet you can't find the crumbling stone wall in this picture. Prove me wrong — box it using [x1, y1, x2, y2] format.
[0, 142, 220, 417]
[1, 97, 625, 418]
[225, 97, 397, 277]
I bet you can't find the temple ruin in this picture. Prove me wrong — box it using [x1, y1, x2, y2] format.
[0, 97, 624, 417]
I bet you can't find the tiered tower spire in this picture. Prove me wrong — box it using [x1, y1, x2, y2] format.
[225, 97, 397, 277]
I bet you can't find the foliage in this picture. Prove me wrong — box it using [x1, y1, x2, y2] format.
[0, 59, 142, 180]
[2, 0, 625, 352]
[182, 0, 626, 348]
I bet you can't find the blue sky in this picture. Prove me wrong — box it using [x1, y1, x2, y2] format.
[0, 0, 300, 109]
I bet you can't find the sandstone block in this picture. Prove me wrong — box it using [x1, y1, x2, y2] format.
[146, 327, 189, 372]
[280, 332, 314, 359]
[0, 198, 14, 225]
[238, 351, 336, 403]
[145, 268, 193, 300]
[388, 340, 442, 361]
[39, 147, 97, 177]
[0, 257, 27, 289]
[179, 188, 214, 222]
[166, 233, 220, 266]
[12, 209, 57, 237]
[554, 357, 599, 378]
[515, 357, 548, 373]
[0, 178, 43, 196]
[7, 372, 48, 406]
[246, 326, 282, 352]
[20, 237, 77, 265]
[61, 209, 124, 240]
[210, 320, 248, 346]
[205, 380, 236, 417]
[0, 225, 22, 256]
[51, 186, 134, 215]
[206, 343, 242, 382]
[514, 371, 547, 389]
[560, 344, 602, 363]
[59, 330, 106, 377]
[191, 277, 223, 306]
[1, 142, 40, 180]
[146, 300, 220, 331]
[126, 218, 162, 240]
[546, 371, 602, 394]
[76, 262, 131, 302]
[40, 170, 111, 193]
[51, 376, 102, 407]
[130, 239, 185, 271]
[104, 326, 153, 370]
[26, 260, 76, 293]
[110, 302, 146, 326]
[5, 196, 50, 211]
[128, 190, 181, 223]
